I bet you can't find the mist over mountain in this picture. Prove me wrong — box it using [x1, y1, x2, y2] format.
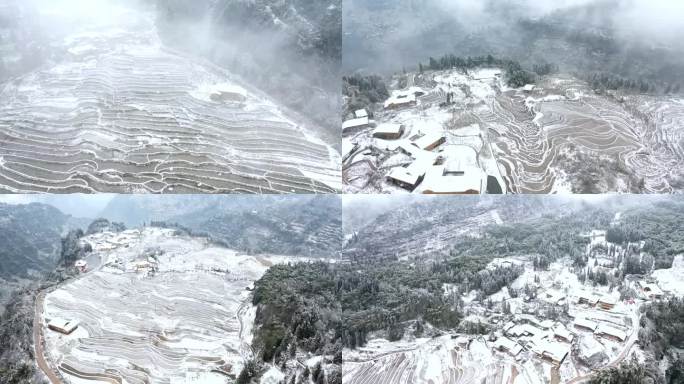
[98, 195, 343, 257]
[154, 0, 342, 144]
[344, 0, 684, 90]
[0, 203, 73, 280]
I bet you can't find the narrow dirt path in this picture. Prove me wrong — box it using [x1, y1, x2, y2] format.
[33, 291, 63, 384]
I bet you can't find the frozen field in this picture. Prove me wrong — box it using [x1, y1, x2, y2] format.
[491, 77, 684, 193]
[41, 228, 291, 383]
[0, 1, 340, 193]
[343, 336, 526, 384]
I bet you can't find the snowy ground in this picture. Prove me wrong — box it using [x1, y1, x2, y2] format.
[343, 335, 532, 384]
[343, 68, 507, 194]
[344, 67, 684, 194]
[42, 227, 296, 383]
[0, 0, 340, 193]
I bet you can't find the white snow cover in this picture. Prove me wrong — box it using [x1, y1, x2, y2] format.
[42, 228, 298, 383]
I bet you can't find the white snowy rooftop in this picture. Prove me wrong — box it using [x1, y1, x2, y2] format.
[529, 338, 569, 363]
[373, 123, 404, 136]
[595, 324, 627, 341]
[573, 317, 597, 331]
[355, 109, 368, 118]
[384, 87, 424, 108]
[598, 295, 617, 305]
[411, 131, 445, 151]
[553, 325, 574, 342]
[420, 165, 483, 194]
[343, 116, 370, 131]
[48, 318, 79, 333]
[494, 336, 522, 356]
[387, 167, 421, 186]
[639, 282, 664, 296]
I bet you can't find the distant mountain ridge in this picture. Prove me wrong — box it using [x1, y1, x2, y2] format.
[0, 203, 70, 280]
[98, 195, 342, 257]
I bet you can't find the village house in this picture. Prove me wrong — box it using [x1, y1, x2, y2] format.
[387, 167, 423, 191]
[384, 87, 426, 109]
[577, 292, 599, 306]
[342, 116, 371, 134]
[553, 325, 574, 343]
[637, 281, 664, 300]
[372, 123, 405, 140]
[594, 324, 627, 342]
[573, 317, 598, 332]
[529, 339, 569, 365]
[597, 296, 617, 311]
[410, 131, 446, 151]
[48, 318, 79, 335]
[493, 336, 523, 357]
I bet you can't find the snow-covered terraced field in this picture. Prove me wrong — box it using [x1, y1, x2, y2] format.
[343, 337, 523, 384]
[42, 228, 286, 383]
[0, 1, 340, 193]
[488, 78, 684, 193]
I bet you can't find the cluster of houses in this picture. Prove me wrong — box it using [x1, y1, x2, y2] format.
[342, 81, 504, 194]
[488, 288, 634, 367]
[494, 314, 574, 365]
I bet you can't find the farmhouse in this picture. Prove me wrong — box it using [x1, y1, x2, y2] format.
[529, 339, 569, 365]
[553, 325, 574, 343]
[506, 323, 543, 338]
[384, 87, 426, 109]
[493, 337, 523, 357]
[637, 281, 664, 299]
[372, 123, 405, 140]
[577, 292, 599, 306]
[595, 324, 627, 342]
[411, 131, 446, 151]
[48, 318, 79, 335]
[597, 296, 617, 310]
[355, 109, 368, 119]
[517, 314, 554, 330]
[573, 317, 598, 332]
[541, 290, 566, 305]
[387, 167, 423, 191]
[342, 116, 370, 134]
[420, 165, 484, 195]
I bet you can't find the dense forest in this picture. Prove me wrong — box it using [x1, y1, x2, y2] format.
[251, 262, 342, 384]
[339, 253, 523, 348]
[605, 200, 684, 269]
[342, 74, 389, 120]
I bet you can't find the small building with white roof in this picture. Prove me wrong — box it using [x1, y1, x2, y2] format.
[354, 109, 368, 118]
[573, 317, 598, 332]
[372, 123, 405, 140]
[594, 324, 627, 342]
[48, 318, 79, 335]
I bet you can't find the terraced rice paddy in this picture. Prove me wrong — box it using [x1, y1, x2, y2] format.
[487, 78, 684, 193]
[343, 337, 518, 384]
[42, 228, 278, 383]
[0, 2, 340, 193]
